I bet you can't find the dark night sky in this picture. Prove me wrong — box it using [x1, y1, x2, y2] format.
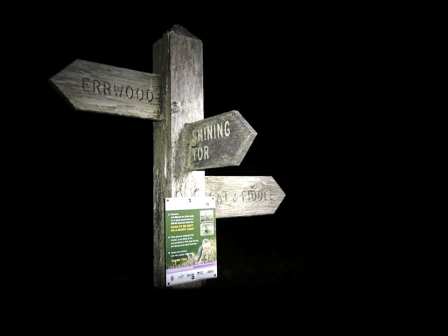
[12, 5, 384, 303]
[1, 4, 422, 331]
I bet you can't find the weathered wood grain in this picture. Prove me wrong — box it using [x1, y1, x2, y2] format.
[205, 176, 285, 218]
[153, 26, 205, 288]
[50, 59, 161, 120]
[183, 110, 257, 170]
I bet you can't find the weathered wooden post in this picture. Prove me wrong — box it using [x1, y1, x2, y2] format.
[50, 24, 286, 289]
[152, 26, 205, 288]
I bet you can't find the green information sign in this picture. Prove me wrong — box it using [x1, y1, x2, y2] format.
[165, 197, 217, 287]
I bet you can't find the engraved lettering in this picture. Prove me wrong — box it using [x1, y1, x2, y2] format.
[249, 190, 255, 201]
[224, 120, 230, 136]
[114, 84, 123, 97]
[126, 86, 134, 99]
[136, 88, 144, 101]
[81, 77, 90, 92]
[103, 81, 111, 96]
[193, 120, 231, 145]
[217, 123, 223, 138]
[193, 145, 209, 162]
[233, 189, 273, 203]
[146, 90, 154, 103]
[215, 192, 227, 205]
[206, 125, 213, 140]
[93, 80, 101, 95]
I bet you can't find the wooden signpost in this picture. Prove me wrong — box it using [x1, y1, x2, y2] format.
[183, 110, 257, 170]
[205, 176, 285, 218]
[50, 25, 285, 288]
[50, 59, 161, 120]
[152, 26, 206, 288]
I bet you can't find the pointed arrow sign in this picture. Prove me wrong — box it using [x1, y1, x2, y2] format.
[205, 176, 285, 218]
[183, 110, 257, 170]
[50, 59, 162, 120]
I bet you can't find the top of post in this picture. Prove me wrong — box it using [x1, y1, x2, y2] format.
[168, 25, 199, 40]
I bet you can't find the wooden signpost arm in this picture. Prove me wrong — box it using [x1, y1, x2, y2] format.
[50, 24, 286, 288]
[152, 26, 205, 288]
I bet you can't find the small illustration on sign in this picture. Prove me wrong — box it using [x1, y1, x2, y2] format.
[200, 210, 214, 236]
[165, 197, 217, 287]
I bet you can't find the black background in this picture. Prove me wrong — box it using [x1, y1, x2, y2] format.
[12, 5, 380, 304]
[4, 2, 427, 328]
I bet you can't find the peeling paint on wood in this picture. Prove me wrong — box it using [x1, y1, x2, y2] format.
[50, 59, 161, 120]
[205, 176, 285, 218]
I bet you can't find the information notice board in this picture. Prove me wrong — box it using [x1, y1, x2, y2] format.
[165, 197, 217, 287]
